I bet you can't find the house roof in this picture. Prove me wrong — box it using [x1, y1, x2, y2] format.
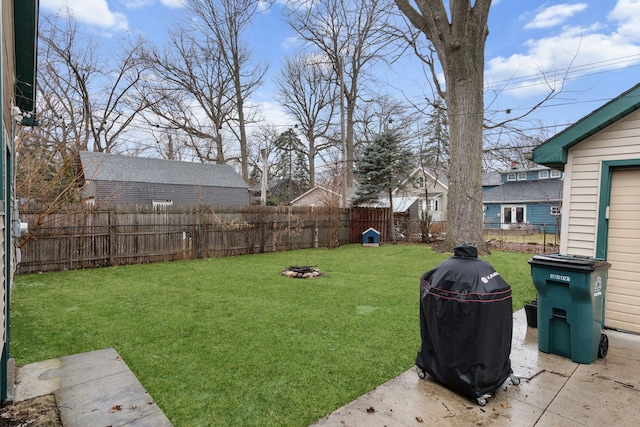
[289, 186, 341, 204]
[369, 196, 420, 212]
[533, 83, 640, 170]
[482, 180, 563, 203]
[79, 151, 249, 189]
[482, 171, 502, 187]
[14, 0, 39, 123]
[400, 167, 449, 189]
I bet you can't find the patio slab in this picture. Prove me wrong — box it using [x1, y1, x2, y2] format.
[14, 347, 172, 427]
[311, 309, 640, 426]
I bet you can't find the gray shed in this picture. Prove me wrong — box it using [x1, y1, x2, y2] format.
[78, 151, 250, 207]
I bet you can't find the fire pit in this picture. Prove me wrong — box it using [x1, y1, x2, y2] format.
[282, 265, 323, 278]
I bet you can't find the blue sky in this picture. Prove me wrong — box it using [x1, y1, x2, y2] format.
[39, 0, 640, 142]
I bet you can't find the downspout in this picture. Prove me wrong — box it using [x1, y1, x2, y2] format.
[1, 132, 11, 402]
[0, 5, 6, 400]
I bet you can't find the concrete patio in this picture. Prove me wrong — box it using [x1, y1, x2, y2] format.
[312, 308, 640, 426]
[13, 347, 171, 427]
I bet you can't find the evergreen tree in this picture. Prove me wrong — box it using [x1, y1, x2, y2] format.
[273, 128, 309, 204]
[353, 131, 415, 241]
[422, 100, 450, 173]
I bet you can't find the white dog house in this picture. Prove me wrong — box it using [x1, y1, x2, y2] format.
[533, 83, 640, 334]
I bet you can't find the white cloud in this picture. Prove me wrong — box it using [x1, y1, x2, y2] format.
[41, 0, 128, 31]
[159, 0, 186, 7]
[487, 2, 640, 98]
[281, 36, 300, 50]
[122, 0, 154, 9]
[609, 0, 640, 40]
[524, 3, 588, 30]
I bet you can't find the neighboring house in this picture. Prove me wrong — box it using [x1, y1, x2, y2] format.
[2, 0, 39, 399]
[532, 82, 640, 334]
[394, 167, 448, 222]
[482, 167, 563, 233]
[78, 152, 250, 207]
[290, 186, 342, 207]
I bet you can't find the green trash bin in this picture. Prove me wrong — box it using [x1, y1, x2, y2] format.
[528, 254, 610, 364]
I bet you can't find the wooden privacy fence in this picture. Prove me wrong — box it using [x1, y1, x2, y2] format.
[349, 207, 391, 242]
[17, 204, 350, 274]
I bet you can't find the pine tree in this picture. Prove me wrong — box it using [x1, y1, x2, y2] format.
[353, 131, 415, 241]
[273, 128, 309, 204]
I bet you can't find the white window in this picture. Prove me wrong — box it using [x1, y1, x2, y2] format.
[153, 200, 174, 210]
[550, 170, 562, 178]
[417, 176, 425, 189]
[538, 170, 549, 179]
[430, 197, 439, 211]
[517, 172, 527, 181]
[506, 173, 516, 181]
[550, 206, 561, 216]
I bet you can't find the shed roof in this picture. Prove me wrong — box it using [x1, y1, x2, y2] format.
[370, 196, 420, 212]
[482, 180, 563, 204]
[533, 83, 640, 170]
[79, 151, 249, 189]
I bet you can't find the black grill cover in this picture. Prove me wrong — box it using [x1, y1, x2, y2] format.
[416, 244, 513, 399]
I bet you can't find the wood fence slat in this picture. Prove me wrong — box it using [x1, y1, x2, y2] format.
[17, 204, 351, 273]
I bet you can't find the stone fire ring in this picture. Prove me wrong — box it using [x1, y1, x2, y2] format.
[282, 266, 323, 279]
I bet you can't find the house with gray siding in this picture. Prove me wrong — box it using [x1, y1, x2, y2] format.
[483, 167, 563, 233]
[78, 152, 250, 207]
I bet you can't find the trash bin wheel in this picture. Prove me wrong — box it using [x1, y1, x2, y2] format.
[418, 370, 426, 379]
[598, 333, 609, 358]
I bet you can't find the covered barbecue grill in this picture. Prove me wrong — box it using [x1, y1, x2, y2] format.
[416, 244, 519, 405]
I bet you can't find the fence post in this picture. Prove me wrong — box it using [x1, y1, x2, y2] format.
[109, 209, 116, 266]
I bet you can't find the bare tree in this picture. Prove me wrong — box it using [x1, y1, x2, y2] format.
[247, 125, 286, 205]
[275, 53, 339, 188]
[395, 0, 491, 252]
[38, 12, 149, 155]
[354, 94, 415, 152]
[141, 27, 236, 164]
[287, 0, 397, 189]
[185, 0, 270, 180]
[17, 11, 151, 243]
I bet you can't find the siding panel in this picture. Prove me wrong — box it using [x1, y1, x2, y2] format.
[562, 110, 640, 255]
[605, 168, 640, 333]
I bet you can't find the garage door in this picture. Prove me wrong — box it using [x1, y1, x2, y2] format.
[606, 168, 640, 333]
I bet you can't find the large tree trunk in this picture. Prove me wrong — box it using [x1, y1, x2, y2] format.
[443, 78, 485, 252]
[395, 0, 491, 253]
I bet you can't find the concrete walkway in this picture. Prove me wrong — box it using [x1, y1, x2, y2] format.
[13, 347, 171, 427]
[312, 309, 640, 426]
[11, 310, 640, 426]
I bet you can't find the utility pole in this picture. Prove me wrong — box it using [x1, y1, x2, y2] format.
[260, 148, 268, 206]
[339, 56, 347, 208]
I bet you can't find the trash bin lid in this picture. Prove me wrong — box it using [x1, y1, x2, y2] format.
[528, 254, 611, 271]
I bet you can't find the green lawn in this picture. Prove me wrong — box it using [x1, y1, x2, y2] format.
[11, 244, 536, 426]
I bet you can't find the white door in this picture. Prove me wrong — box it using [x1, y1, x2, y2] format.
[606, 168, 640, 333]
[501, 205, 525, 229]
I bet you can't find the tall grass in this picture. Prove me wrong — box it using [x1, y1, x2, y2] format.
[11, 244, 536, 426]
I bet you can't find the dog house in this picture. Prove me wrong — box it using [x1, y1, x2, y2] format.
[362, 228, 381, 247]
